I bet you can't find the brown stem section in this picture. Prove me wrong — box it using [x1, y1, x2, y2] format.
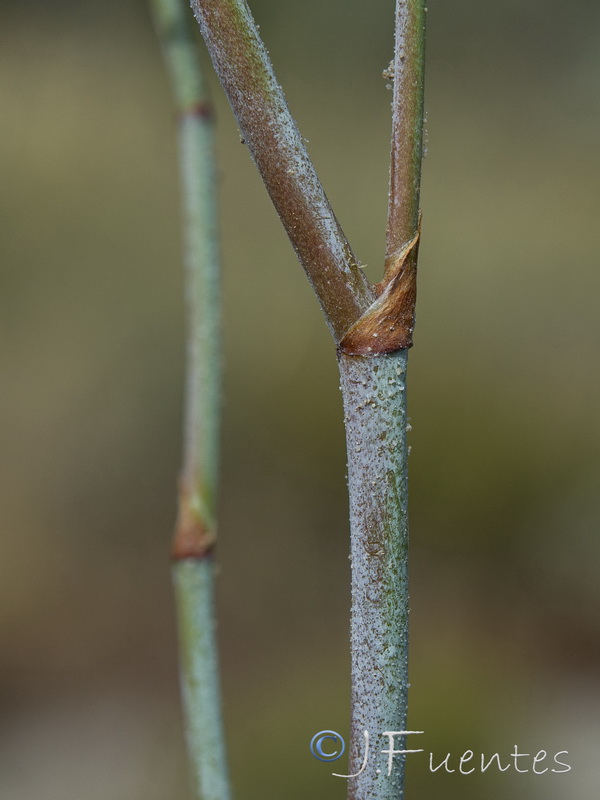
[172, 485, 216, 561]
[180, 102, 214, 121]
[386, 1, 426, 260]
[190, 0, 374, 341]
[339, 223, 420, 354]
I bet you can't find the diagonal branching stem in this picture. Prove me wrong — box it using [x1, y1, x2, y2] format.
[149, 1, 231, 798]
[189, 0, 374, 341]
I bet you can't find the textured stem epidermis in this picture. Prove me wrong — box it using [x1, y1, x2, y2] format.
[339, 350, 411, 800]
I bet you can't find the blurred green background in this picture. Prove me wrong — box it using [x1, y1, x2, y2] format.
[1, 0, 599, 798]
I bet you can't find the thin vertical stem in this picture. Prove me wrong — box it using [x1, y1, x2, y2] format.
[173, 559, 230, 800]
[386, 0, 426, 261]
[149, 1, 231, 798]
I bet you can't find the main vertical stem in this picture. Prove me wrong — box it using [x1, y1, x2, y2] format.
[149, 1, 231, 798]
[340, 351, 410, 800]
[341, 3, 425, 797]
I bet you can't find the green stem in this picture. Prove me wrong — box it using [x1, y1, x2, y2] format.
[189, 0, 374, 341]
[173, 559, 231, 800]
[149, 1, 230, 798]
[339, 351, 410, 800]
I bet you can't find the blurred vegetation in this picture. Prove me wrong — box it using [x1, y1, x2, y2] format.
[1, 0, 599, 798]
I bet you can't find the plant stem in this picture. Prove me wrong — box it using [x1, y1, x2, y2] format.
[341, 5, 425, 797]
[189, 0, 374, 341]
[149, 1, 231, 798]
[339, 351, 410, 800]
[387, 0, 426, 260]
[184, 4, 426, 800]
[173, 560, 231, 800]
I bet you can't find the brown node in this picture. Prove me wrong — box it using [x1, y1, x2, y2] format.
[181, 102, 214, 121]
[171, 487, 216, 561]
[339, 222, 421, 356]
